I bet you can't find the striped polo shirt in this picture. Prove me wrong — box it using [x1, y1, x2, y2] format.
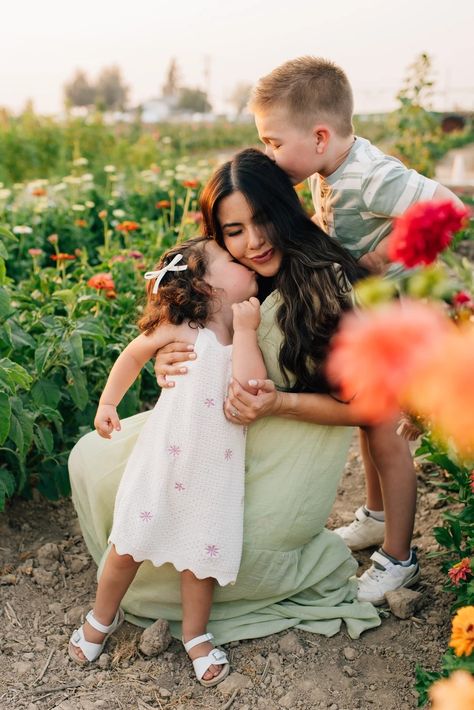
[309, 136, 438, 277]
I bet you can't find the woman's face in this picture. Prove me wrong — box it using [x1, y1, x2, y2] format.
[217, 191, 282, 277]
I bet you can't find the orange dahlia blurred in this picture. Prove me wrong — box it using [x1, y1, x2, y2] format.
[87, 273, 115, 291]
[326, 301, 452, 422]
[449, 606, 474, 657]
[116, 220, 139, 232]
[448, 558, 472, 586]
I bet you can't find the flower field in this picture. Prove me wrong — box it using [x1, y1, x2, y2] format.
[0, 113, 474, 706]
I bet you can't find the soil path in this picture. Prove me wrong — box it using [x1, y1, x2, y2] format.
[1, 439, 450, 710]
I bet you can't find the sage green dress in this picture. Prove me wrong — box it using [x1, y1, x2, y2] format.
[69, 291, 380, 642]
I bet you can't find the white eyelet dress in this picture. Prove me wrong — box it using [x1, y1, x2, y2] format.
[109, 327, 245, 586]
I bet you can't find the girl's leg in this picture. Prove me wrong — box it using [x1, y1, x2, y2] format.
[181, 571, 221, 681]
[363, 421, 417, 561]
[72, 545, 141, 662]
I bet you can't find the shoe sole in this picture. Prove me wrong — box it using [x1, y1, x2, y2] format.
[365, 568, 421, 607]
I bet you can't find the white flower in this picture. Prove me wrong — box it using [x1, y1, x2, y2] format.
[13, 225, 33, 234]
[63, 175, 81, 185]
[112, 209, 126, 218]
[81, 173, 94, 183]
[108, 174, 118, 182]
[104, 165, 116, 173]
[52, 183, 67, 192]
[72, 204, 86, 212]
[73, 157, 88, 167]
[0, 189, 11, 200]
[85, 201, 95, 208]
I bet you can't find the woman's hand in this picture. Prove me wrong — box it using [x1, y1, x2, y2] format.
[154, 341, 196, 388]
[224, 378, 282, 424]
[94, 404, 121, 439]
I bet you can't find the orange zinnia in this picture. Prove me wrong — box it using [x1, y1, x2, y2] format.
[326, 301, 452, 422]
[87, 273, 115, 291]
[50, 253, 75, 262]
[429, 670, 474, 710]
[449, 606, 474, 657]
[405, 326, 474, 458]
[116, 220, 139, 232]
[156, 200, 171, 209]
[75, 219, 87, 227]
[182, 179, 199, 189]
[32, 187, 47, 197]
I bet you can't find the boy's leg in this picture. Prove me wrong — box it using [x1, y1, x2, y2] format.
[364, 421, 416, 561]
[181, 571, 221, 681]
[71, 545, 141, 662]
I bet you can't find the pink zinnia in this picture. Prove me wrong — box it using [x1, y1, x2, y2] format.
[448, 558, 472, 586]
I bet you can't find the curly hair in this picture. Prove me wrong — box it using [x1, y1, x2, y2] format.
[200, 149, 366, 393]
[138, 237, 214, 334]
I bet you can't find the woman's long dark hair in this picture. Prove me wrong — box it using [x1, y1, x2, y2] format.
[200, 148, 365, 393]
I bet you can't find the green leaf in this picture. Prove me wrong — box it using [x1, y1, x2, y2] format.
[63, 331, 84, 367]
[9, 321, 35, 349]
[31, 379, 62, 408]
[0, 323, 13, 356]
[0, 358, 32, 390]
[33, 423, 54, 454]
[75, 318, 106, 343]
[67, 367, 89, 410]
[0, 392, 11, 445]
[0, 469, 16, 511]
[9, 398, 34, 457]
[0, 226, 16, 241]
[0, 287, 11, 320]
[433, 525, 454, 549]
[34, 341, 57, 375]
[0, 256, 6, 284]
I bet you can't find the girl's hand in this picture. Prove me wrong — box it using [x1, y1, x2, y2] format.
[224, 378, 282, 424]
[232, 297, 261, 332]
[154, 341, 196, 388]
[94, 404, 121, 439]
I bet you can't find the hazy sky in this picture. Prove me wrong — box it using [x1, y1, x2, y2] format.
[2, 0, 473, 114]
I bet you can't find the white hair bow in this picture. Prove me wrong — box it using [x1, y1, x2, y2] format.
[144, 253, 188, 294]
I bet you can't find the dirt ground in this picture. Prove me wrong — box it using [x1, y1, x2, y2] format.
[0, 441, 451, 710]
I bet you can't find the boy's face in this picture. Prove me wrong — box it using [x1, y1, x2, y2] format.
[254, 107, 324, 184]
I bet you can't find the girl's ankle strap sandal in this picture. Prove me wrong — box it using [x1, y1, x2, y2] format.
[69, 608, 124, 665]
[183, 632, 230, 687]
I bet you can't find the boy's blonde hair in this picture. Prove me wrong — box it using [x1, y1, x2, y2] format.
[249, 56, 354, 137]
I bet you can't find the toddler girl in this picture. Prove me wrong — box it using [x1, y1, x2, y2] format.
[68, 237, 266, 686]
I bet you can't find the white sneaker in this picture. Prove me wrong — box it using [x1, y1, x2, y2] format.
[333, 506, 385, 551]
[357, 549, 420, 606]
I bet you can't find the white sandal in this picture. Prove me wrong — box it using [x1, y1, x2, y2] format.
[68, 608, 124, 665]
[183, 632, 230, 687]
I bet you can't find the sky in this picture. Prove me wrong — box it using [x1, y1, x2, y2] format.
[1, 0, 473, 115]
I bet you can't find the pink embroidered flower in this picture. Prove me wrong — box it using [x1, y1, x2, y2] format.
[224, 449, 233, 461]
[204, 398, 215, 407]
[168, 444, 181, 457]
[174, 482, 185, 491]
[139, 511, 153, 522]
[205, 544, 219, 557]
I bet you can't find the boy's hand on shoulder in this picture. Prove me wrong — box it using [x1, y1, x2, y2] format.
[357, 251, 389, 275]
[232, 297, 261, 332]
[94, 404, 121, 439]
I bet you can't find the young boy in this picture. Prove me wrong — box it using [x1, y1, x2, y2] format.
[248, 56, 462, 605]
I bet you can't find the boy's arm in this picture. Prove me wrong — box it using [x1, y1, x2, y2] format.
[231, 297, 267, 396]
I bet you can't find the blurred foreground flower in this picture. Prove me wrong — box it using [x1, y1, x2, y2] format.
[87, 273, 115, 291]
[156, 200, 171, 209]
[449, 606, 474, 657]
[448, 558, 472, 586]
[387, 200, 469, 267]
[327, 301, 451, 422]
[182, 179, 199, 189]
[13, 225, 33, 235]
[405, 326, 474, 457]
[28, 248, 43, 257]
[429, 670, 474, 710]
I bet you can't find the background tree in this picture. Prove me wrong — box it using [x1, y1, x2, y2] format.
[162, 58, 180, 98]
[63, 70, 96, 108]
[95, 66, 129, 111]
[176, 87, 212, 114]
[229, 82, 252, 118]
